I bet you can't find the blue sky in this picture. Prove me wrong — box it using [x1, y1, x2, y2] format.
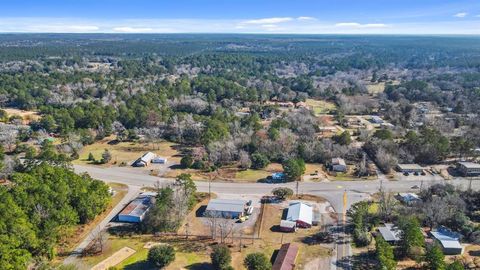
[0, 0, 479, 34]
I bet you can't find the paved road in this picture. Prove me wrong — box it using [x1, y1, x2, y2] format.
[64, 184, 141, 265]
[73, 165, 480, 212]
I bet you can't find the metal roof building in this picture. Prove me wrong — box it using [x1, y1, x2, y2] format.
[118, 197, 152, 223]
[286, 202, 313, 228]
[205, 199, 247, 219]
[272, 243, 299, 270]
[377, 223, 402, 244]
[431, 228, 463, 255]
[457, 162, 480, 176]
[396, 164, 424, 173]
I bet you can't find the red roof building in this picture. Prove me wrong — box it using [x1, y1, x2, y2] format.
[272, 243, 299, 270]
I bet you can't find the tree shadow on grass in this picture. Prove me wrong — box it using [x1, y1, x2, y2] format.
[123, 260, 156, 270]
[186, 262, 214, 270]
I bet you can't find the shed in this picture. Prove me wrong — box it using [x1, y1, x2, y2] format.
[279, 220, 297, 232]
[118, 196, 152, 223]
[272, 243, 299, 270]
[377, 223, 402, 244]
[331, 158, 347, 172]
[205, 199, 247, 219]
[431, 228, 463, 255]
[396, 164, 424, 173]
[152, 157, 168, 164]
[286, 202, 313, 228]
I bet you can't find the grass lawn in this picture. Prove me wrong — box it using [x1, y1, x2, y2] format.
[235, 169, 271, 182]
[74, 135, 181, 167]
[305, 99, 337, 115]
[81, 236, 212, 270]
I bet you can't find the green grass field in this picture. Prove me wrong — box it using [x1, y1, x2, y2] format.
[305, 98, 337, 115]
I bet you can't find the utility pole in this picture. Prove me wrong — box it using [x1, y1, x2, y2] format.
[208, 174, 212, 199]
[296, 180, 299, 197]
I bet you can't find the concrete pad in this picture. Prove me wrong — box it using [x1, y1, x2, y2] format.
[91, 247, 136, 270]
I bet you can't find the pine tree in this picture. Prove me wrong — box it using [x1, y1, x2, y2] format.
[375, 235, 397, 270]
[424, 244, 446, 270]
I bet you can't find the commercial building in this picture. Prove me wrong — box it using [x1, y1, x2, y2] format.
[272, 243, 299, 270]
[430, 227, 463, 255]
[457, 162, 480, 177]
[377, 223, 402, 244]
[205, 199, 247, 219]
[286, 202, 313, 228]
[118, 196, 153, 223]
[331, 158, 347, 172]
[396, 164, 424, 174]
[132, 152, 156, 167]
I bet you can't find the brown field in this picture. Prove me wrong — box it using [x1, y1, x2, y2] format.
[2, 107, 41, 124]
[74, 135, 181, 167]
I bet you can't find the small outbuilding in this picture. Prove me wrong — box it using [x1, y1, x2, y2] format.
[377, 223, 402, 244]
[279, 220, 297, 232]
[331, 158, 347, 172]
[151, 157, 168, 164]
[457, 162, 480, 177]
[430, 227, 463, 255]
[396, 164, 424, 174]
[272, 243, 299, 270]
[397, 193, 421, 204]
[205, 199, 247, 219]
[286, 202, 313, 228]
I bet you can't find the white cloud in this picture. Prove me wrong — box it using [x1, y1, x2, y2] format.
[335, 22, 388, 28]
[297, 16, 316, 21]
[454, 12, 468, 18]
[113, 26, 154, 33]
[241, 17, 293, 25]
[0, 17, 479, 34]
